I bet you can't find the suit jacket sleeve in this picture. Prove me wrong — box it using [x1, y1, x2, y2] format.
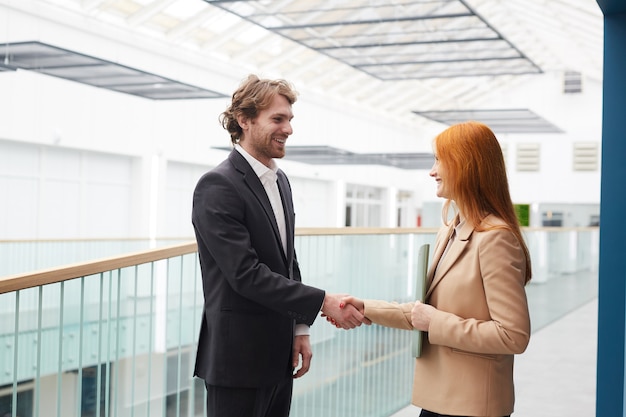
[363, 299, 414, 330]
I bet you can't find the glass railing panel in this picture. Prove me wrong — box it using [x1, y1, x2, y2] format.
[163, 255, 194, 417]
[0, 290, 19, 416]
[523, 228, 599, 331]
[291, 232, 436, 417]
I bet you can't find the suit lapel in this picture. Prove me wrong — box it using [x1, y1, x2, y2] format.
[426, 218, 475, 299]
[425, 224, 454, 298]
[229, 151, 285, 258]
[276, 171, 294, 261]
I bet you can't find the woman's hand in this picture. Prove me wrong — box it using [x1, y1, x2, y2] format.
[411, 300, 436, 331]
[323, 295, 371, 328]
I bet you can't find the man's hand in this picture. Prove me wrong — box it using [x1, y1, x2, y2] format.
[411, 300, 436, 331]
[321, 293, 371, 329]
[334, 295, 372, 327]
[292, 335, 312, 378]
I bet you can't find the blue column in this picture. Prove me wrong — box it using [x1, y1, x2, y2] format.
[595, 1, 626, 416]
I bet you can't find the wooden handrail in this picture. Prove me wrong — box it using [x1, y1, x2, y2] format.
[295, 227, 440, 235]
[0, 229, 439, 294]
[0, 226, 599, 294]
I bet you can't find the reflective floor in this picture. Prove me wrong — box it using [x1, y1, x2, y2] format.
[392, 270, 598, 417]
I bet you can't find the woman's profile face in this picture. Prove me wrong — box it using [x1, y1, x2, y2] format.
[429, 155, 453, 200]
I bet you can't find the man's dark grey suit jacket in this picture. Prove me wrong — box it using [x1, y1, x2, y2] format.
[192, 150, 325, 388]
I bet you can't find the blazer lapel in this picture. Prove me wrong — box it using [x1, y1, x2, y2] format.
[276, 171, 294, 262]
[426, 219, 475, 299]
[229, 151, 284, 254]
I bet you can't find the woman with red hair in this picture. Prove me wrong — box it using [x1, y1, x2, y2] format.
[341, 122, 531, 417]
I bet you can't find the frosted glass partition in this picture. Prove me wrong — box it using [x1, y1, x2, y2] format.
[0, 228, 599, 417]
[524, 227, 599, 283]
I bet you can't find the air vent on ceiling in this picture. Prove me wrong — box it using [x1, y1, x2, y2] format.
[564, 71, 582, 94]
[573, 142, 598, 171]
[516, 143, 540, 172]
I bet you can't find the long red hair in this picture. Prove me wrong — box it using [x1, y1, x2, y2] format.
[434, 121, 532, 284]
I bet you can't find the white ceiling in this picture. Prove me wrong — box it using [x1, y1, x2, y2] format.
[1, 0, 604, 132]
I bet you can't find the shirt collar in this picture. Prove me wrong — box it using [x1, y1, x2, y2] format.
[235, 144, 278, 182]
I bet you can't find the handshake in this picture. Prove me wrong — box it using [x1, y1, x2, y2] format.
[321, 293, 435, 331]
[320, 293, 371, 329]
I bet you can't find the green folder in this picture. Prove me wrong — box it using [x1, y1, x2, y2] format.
[411, 243, 430, 358]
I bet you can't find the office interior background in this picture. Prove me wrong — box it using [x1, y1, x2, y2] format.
[0, 0, 604, 238]
[1, 0, 623, 416]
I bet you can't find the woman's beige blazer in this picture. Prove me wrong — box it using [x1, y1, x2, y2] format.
[364, 215, 531, 417]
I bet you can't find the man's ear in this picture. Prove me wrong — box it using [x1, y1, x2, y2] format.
[237, 114, 249, 131]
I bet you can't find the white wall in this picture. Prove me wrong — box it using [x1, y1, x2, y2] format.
[500, 74, 603, 205]
[0, 140, 138, 239]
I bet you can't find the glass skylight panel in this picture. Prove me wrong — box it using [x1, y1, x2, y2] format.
[413, 109, 562, 133]
[203, 0, 540, 79]
[235, 25, 269, 45]
[0, 41, 226, 100]
[203, 10, 241, 32]
[164, 0, 208, 20]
